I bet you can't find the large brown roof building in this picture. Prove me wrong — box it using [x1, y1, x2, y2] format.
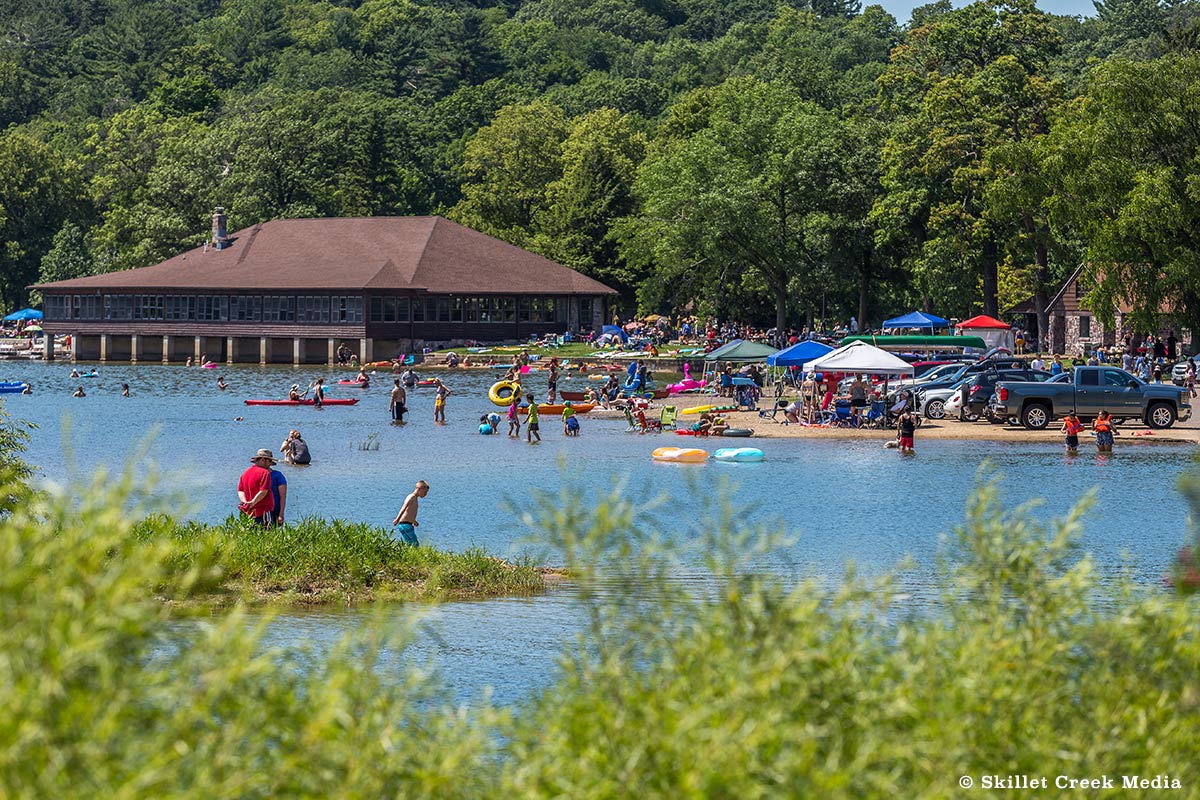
[35, 212, 616, 364]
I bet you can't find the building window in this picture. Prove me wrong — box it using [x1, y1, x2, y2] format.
[104, 294, 133, 320]
[333, 296, 362, 324]
[477, 297, 492, 323]
[411, 297, 424, 322]
[195, 295, 228, 322]
[297, 296, 330, 323]
[465, 298, 477, 323]
[580, 298, 594, 328]
[263, 296, 295, 322]
[164, 295, 193, 321]
[519, 298, 531, 322]
[1079, 316, 1091, 338]
[543, 297, 557, 324]
[230, 296, 261, 322]
[451, 297, 464, 323]
[45, 295, 68, 320]
[500, 297, 515, 322]
[435, 298, 450, 322]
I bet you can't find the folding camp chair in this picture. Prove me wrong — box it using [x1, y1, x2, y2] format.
[623, 407, 637, 431]
[635, 409, 662, 433]
[659, 405, 678, 430]
[865, 399, 887, 428]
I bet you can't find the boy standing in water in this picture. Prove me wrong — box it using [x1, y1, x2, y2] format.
[562, 400, 579, 436]
[507, 395, 521, 437]
[524, 393, 541, 443]
[1061, 412, 1083, 454]
[391, 480, 428, 546]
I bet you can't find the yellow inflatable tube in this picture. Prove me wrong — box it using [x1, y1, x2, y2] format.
[680, 405, 718, 416]
[488, 380, 522, 406]
[652, 447, 709, 463]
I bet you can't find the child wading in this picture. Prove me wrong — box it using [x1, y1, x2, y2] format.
[1093, 410, 1116, 453]
[524, 394, 541, 443]
[1061, 412, 1083, 454]
[507, 396, 521, 437]
[896, 408, 916, 454]
[562, 401, 580, 436]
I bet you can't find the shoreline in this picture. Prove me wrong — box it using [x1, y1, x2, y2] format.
[587, 396, 1200, 446]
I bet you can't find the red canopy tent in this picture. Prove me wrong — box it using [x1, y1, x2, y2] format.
[957, 314, 1010, 329]
[956, 315, 1014, 350]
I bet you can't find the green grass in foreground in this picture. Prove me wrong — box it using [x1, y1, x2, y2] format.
[134, 514, 547, 607]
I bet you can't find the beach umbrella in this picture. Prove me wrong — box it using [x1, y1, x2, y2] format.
[3, 308, 42, 322]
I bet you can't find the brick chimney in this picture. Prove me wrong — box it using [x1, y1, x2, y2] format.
[211, 207, 228, 250]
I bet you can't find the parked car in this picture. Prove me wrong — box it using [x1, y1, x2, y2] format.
[944, 369, 1053, 421]
[993, 366, 1192, 429]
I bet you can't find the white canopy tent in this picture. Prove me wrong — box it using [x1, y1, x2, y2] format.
[803, 341, 916, 375]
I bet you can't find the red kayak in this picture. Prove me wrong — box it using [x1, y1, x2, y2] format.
[337, 380, 369, 387]
[244, 398, 360, 406]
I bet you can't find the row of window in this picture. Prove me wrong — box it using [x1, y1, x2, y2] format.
[368, 296, 581, 324]
[44, 294, 364, 324]
[44, 294, 601, 326]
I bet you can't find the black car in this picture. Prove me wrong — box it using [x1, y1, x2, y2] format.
[958, 369, 1053, 421]
[915, 358, 1026, 406]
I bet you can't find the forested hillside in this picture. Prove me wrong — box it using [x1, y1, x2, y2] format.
[1, 0, 1198, 336]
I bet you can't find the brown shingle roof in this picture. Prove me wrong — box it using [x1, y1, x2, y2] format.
[33, 216, 617, 295]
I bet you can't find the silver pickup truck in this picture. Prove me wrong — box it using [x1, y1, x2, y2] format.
[992, 366, 1192, 429]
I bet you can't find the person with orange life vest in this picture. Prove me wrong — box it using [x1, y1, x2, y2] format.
[1061, 412, 1084, 454]
[1092, 410, 1116, 453]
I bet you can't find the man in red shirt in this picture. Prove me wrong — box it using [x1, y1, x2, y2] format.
[237, 448, 276, 525]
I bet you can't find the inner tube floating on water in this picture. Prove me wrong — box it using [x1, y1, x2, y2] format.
[721, 428, 754, 437]
[713, 447, 764, 463]
[652, 447, 708, 463]
[488, 380, 522, 406]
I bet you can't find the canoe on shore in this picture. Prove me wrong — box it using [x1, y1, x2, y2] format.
[537, 403, 595, 414]
[244, 398, 360, 406]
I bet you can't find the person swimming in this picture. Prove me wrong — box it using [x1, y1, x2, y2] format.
[217, 376, 228, 390]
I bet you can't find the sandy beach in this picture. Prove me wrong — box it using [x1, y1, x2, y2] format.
[591, 394, 1200, 446]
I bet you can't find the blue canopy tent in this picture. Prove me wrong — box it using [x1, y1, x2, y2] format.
[598, 324, 628, 343]
[3, 308, 42, 322]
[880, 311, 948, 331]
[766, 339, 834, 367]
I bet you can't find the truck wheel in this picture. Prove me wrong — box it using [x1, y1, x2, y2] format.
[1148, 403, 1176, 429]
[925, 399, 945, 420]
[1021, 403, 1051, 430]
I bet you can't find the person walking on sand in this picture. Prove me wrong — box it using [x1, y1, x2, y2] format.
[507, 395, 521, 437]
[391, 480, 428, 546]
[390, 378, 407, 423]
[237, 449, 277, 526]
[524, 393, 541, 443]
[896, 407, 917, 454]
[1061, 411, 1083, 455]
[1093, 410, 1115, 454]
[433, 379, 451, 423]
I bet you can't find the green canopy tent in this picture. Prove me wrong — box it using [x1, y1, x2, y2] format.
[703, 339, 779, 363]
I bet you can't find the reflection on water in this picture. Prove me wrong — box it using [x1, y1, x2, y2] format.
[10, 361, 1198, 703]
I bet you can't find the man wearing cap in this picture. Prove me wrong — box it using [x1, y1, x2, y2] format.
[237, 449, 277, 525]
[288, 384, 302, 401]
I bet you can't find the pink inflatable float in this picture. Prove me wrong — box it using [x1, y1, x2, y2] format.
[668, 363, 707, 394]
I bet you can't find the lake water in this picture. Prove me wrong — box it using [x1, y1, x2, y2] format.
[11, 360, 1199, 705]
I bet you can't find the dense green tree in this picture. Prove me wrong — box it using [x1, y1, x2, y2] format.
[1044, 52, 1200, 338]
[38, 222, 98, 287]
[449, 100, 568, 246]
[0, 131, 80, 308]
[532, 107, 646, 291]
[874, 0, 1062, 318]
[622, 78, 853, 331]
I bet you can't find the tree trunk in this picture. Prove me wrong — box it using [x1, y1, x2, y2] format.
[775, 288, 787, 342]
[1034, 238, 1050, 354]
[982, 239, 999, 318]
[858, 250, 871, 332]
